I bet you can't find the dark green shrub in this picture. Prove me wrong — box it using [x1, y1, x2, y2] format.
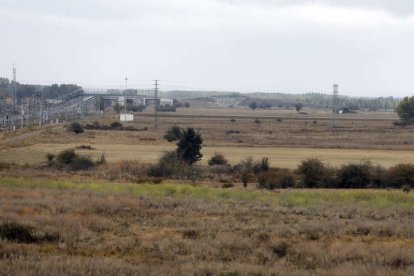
[163, 125, 182, 142]
[241, 170, 249, 188]
[396, 96, 414, 121]
[372, 165, 388, 188]
[271, 241, 290, 258]
[296, 158, 327, 188]
[0, 222, 35, 243]
[388, 163, 414, 188]
[110, 121, 122, 129]
[46, 153, 55, 162]
[177, 128, 203, 165]
[258, 169, 295, 189]
[95, 154, 107, 165]
[70, 156, 95, 171]
[208, 153, 229, 166]
[148, 151, 187, 178]
[295, 103, 303, 112]
[0, 222, 59, 243]
[221, 181, 234, 188]
[69, 122, 84, 134]
[253, 157, 269, 174]
[337, 161, 374, 188]
[56, 149, 77, 165]
[0, 162, 11, 170]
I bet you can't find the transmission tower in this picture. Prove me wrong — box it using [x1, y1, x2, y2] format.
[332, 84, 339, 128]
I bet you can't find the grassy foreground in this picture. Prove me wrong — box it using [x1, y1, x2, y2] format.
[1, 177, 414, 208]
[1, 177, 414, 275]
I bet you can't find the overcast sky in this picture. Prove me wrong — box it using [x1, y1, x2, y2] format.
[1, 0, 414, 97]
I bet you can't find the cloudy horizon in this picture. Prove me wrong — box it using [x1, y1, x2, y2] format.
[1, 0, 414, 97]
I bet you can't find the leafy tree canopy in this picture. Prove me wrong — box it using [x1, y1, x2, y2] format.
[176, 128, 203, 165]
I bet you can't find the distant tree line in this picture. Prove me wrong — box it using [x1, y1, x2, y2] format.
[0, 80, 83, 100]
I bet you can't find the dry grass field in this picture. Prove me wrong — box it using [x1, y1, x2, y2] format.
[1, 177, 414, 275]
[2, 143, 414, 169]
[1, 108, 414, 275]
[0, 107, 413, 168]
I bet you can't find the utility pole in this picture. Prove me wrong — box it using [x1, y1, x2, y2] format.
[154, 80, 159, 128]
[39, 90, 43, 127]
[124, 77, 128, 115]
[12, 65, 17, 130]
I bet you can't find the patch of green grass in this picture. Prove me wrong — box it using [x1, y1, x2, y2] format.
[0, 177, 413, 208]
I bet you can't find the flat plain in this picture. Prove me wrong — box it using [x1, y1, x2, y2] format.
[1, 178, 414, 275]
[0, 107, 413, 167]
[1, 107, 414, 275]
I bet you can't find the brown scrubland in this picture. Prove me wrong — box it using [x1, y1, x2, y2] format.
[1, 107, 414, 275]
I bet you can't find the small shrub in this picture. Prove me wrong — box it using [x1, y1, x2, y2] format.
[0, 222, 59, 244]
[110, 121, 122, 129]
[276, 118, 282, 122]
[96, 154, 107, 165]
[402, 185, 411, 193]
[0, 222, 35, 243]
[221, 181, 234, 188]
[0, 162, 11, 170]
[388, 163, 414, 188]
[270, 241, 289, 258]
[258, 169, 295, 190]
[182, 229, 199, 239]
[253, 157, 270, 174]
[69, 122, 84, 134]
[184, 102, 190, 108]
[208, 153, 229, 166]
[241, 170, 249, 188]
[70, 156, 95, 171]
[254, 119, 261, 125]
[163, 125, 182, 142]
[56, 149, 77, 165]
[46, 153, 55, 162]
[230, 119, 236, 123]
[148, 151, 187, 178]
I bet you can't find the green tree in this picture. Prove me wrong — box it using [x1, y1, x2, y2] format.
[249, 102, 257, 110]
[295, 103, 303, 112]
[296, 158, 326, 188]
[177, 128, 203, 165]
[396, 96, 414, 121]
